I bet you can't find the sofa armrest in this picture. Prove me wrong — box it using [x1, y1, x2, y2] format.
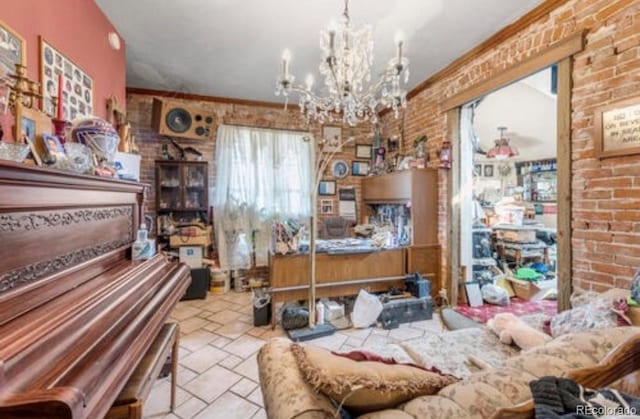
[257, 338, 335, 419]
[491, 331, 640, 419]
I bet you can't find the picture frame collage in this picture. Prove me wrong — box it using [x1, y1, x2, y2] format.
[475, 163, 494, 178]
[0, 19, 25, 115]
[40, 36, 94, 120]
[318, 126, 372, 193]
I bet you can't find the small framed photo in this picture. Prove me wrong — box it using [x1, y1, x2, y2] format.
[483, 164, 494, 177]
[464, 282, 483, 307]
[355, 144, 373, 159]
[351, 160, 370, 176]
[42, 133, 64, 158]
[318, 180, 336, 196]
[331, 159, 349, 179]
[16, 105, 52, 165]
[474, 163, 482, 176]
[320, 199, 334, 215]
[322, 125, 342, 152]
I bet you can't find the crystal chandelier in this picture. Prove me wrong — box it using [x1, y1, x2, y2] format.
[275, 0, 409, 126]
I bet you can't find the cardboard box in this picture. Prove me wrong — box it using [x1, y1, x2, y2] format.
[179, 246, 204, 268]
[170, 226, 212, 247]
[507, 277, 556, 300]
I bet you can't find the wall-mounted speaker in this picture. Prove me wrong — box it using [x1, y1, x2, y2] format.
[151, 98, 215, 140]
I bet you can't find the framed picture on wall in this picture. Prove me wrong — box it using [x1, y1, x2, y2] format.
[483, 164, 494, 177]
[319, 199, 334, 214]
[474, 163, 482, 176]
[351, 160, 370, 176]
[0, 19, 25, 79]
[355, 144, 372, 159]
[39, 37, 94, 119]
[318, 180, 336, 196]
[322, 126, 342, 152]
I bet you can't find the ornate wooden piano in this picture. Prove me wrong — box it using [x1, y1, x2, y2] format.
[0, 161, 191, 418]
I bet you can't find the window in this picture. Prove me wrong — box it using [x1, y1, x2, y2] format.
[214, 125, 312, 269]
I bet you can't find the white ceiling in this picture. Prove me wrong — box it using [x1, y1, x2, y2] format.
[95, 0, 546, 103]
[475, 67, 557, 162]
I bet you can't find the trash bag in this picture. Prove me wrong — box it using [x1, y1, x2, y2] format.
[482, 284, 510, 306]
[351, 289, 383, 328]
[281, 305, 309, 330]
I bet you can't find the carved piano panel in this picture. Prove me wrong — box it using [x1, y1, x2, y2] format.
[0, 161, 191, 419]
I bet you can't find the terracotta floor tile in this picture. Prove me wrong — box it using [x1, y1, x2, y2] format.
[230, 377, 258, 397]
[223, 335, 266, 359]
[183, 365, 242, 403]
[180, 329, 219, 352]
[180, 345, 229, 374]
[173, 396, 207, 419]
[193, 392, 259, 419]
[216, 320, 254, 339]
[179, 317, 210, 334]
[219, 354, 244, 369]
[208, 309, 242, 324]
[233, 355, 260, 382]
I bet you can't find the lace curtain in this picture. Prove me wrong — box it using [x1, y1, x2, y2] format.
[214, 125, 312, 270]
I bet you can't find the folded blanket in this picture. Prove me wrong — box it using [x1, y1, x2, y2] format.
[531, 376, 640, 418]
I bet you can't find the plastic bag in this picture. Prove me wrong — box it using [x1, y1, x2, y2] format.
[351, 289, 383, 328]
[482, 284, 510, 306]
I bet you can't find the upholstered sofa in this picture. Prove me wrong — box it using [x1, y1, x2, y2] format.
[257, 326, 640, 419]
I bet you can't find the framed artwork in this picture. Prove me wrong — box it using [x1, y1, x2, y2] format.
[0, 19, 25, 79]
[331, 159, 349, 179]
[39, 37, 94, 119]
[42, 133, 64, 158]
[474, 163, 482, 176]
[464, 282, 483, 307]
[16, 105, 52, 165]
[318, 180, 336, 196]
[351, 160, 370, 176]
[594, 96, 640, 159]
[483, 164, 494, 177]
[322, 125, 342, 152]
[319, 199, 334, 215]
[355, 143, 372, 159]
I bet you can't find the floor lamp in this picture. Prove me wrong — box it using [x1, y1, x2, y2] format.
[287, 132, 356, 341]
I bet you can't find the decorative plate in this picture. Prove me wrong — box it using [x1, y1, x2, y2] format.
[331, 160, 349, 179]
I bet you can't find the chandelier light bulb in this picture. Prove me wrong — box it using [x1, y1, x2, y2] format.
[282, 49, 291, 77]
[305, 74, 315, 90]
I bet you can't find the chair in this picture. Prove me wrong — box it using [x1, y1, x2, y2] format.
[319, 216, 351, 239]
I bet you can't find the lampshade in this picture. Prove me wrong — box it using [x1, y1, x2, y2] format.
[486, 127, 518, 159]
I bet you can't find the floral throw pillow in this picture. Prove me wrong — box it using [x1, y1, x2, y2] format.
[550, 297, 631, 338]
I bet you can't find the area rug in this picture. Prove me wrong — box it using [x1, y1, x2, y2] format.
[454, 297, 557, 324]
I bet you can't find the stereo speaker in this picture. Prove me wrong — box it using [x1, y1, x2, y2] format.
[151, 98, 215, 140]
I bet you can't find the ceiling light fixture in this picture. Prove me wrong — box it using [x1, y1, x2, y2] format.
[275, 0, 409, 126]
[486, 126, 518, 159]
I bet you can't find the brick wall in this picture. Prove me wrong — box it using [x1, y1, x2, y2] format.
[126, 93, 374, 255]
[382, 0, 640, 292]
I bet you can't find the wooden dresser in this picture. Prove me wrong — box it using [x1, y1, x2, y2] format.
[0, 161, 190, 419]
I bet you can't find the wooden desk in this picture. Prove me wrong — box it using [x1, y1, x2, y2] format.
[269, 249, 407, 328]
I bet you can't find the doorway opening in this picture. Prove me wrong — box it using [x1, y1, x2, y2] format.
[457, 66, 559, 318]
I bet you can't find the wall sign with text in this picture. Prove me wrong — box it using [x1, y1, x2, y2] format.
[594, 97, 640, 159]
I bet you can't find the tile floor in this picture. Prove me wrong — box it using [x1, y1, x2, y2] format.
[143, 291, 446, 419]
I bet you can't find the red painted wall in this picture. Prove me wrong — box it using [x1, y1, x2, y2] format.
[1, 0, 125, 140]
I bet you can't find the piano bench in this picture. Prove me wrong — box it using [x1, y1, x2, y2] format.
[106, 322, 180, 419]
